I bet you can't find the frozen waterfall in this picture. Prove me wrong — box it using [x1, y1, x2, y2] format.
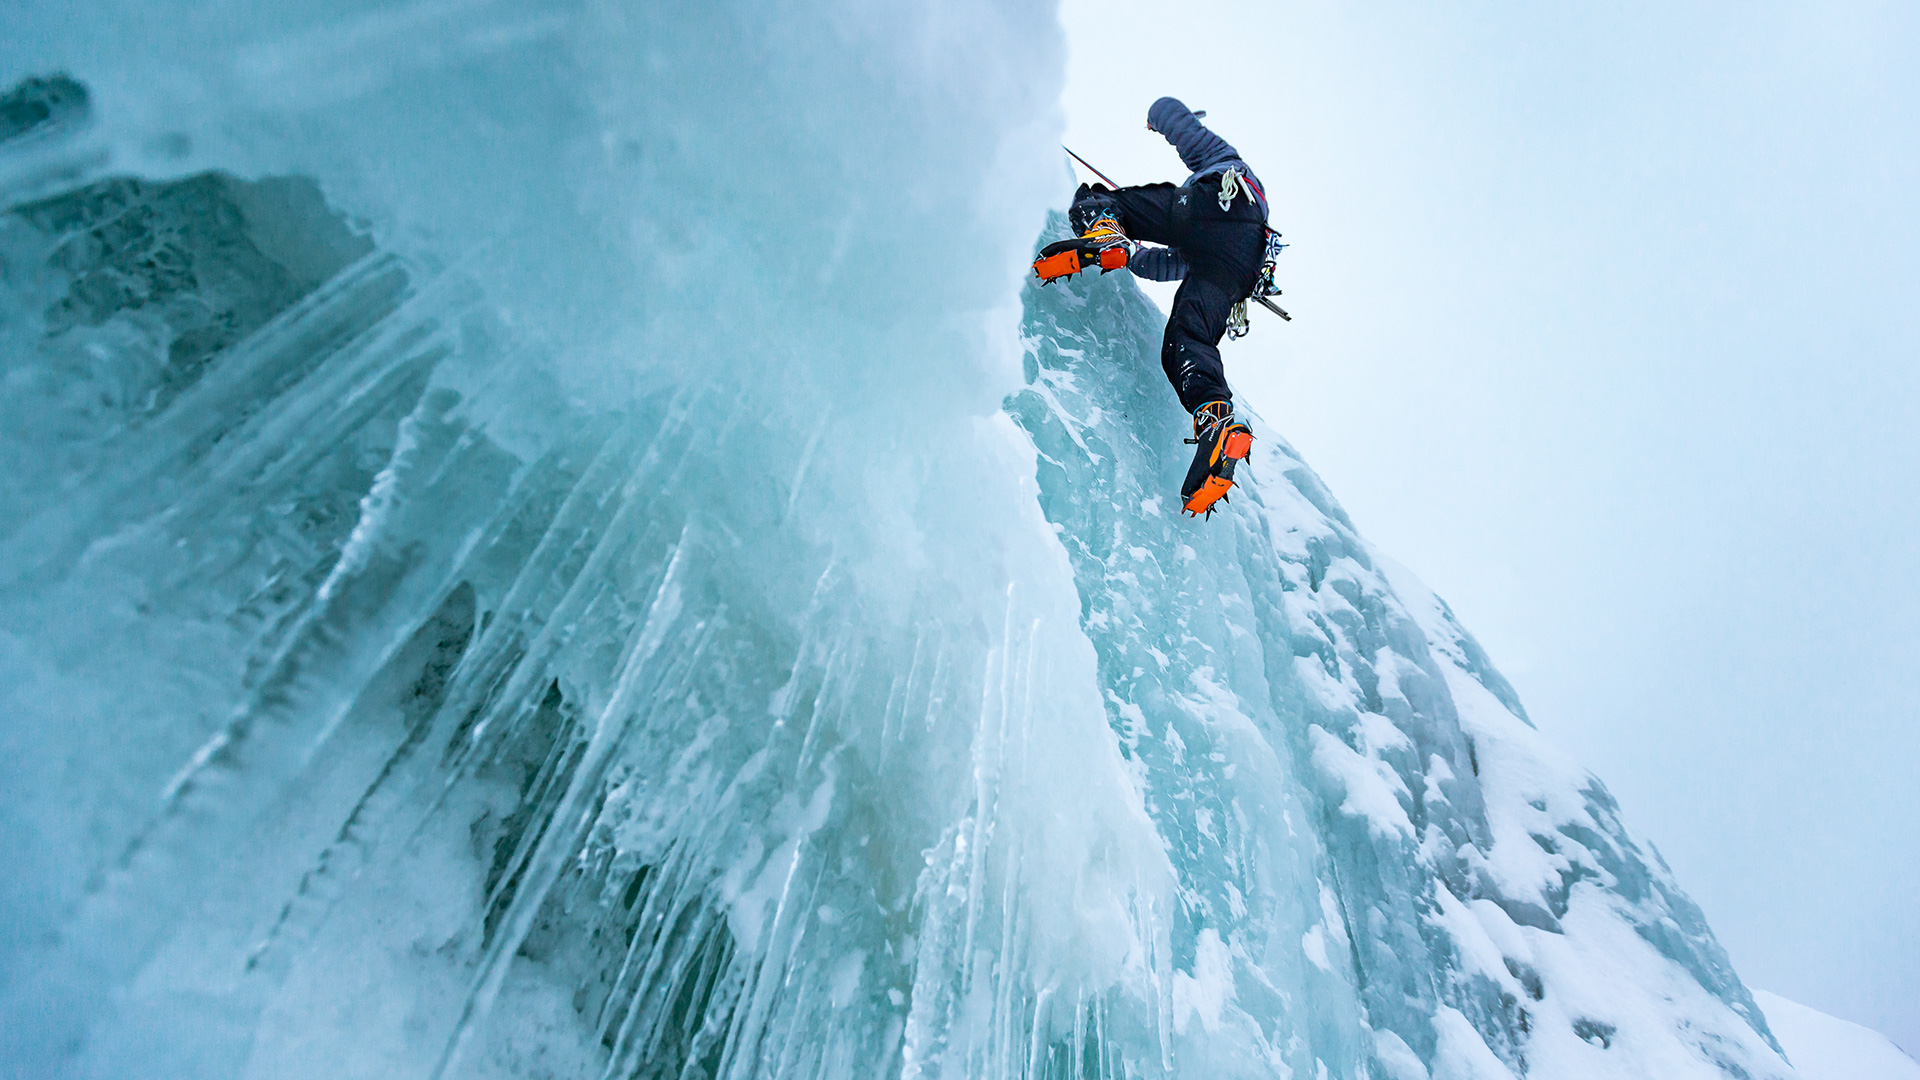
[1, 3, 1797, 1079]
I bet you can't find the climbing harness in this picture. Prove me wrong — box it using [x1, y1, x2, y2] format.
[1226, 298, 1251, 339]
[1218, 166, 1245, 211]
[1229, 228, 1291, 338]
[1216, 165, 1269, 214]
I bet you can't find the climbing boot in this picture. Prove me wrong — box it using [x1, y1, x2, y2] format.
[1180, 400, 1252, 517]
[1033, 192, 1134, 283]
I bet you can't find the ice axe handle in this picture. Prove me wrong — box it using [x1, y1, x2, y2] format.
[1063, 145, 1118, 189]
[1255, 296, 1292, 322]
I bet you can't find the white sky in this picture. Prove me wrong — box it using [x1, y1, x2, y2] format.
[1060, 0, 1919, 1056]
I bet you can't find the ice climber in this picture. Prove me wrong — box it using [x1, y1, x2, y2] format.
[1033, 96, 1273, 518]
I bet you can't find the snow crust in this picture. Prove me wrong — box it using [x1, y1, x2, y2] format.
[0, 3, 1802, 1079]
[1753, 991, 1920, 1080]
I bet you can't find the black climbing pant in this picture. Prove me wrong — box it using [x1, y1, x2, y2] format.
[1074, 179, 1267, 414]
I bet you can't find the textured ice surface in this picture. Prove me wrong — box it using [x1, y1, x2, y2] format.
[0, 3, 1803, 1079]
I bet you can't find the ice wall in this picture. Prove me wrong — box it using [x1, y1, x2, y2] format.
[0, 4, 1795, 1080]
[1012, 231, 1794, 1080]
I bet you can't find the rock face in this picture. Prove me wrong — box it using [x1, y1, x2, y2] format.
[0, 9, 1797, 1076]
